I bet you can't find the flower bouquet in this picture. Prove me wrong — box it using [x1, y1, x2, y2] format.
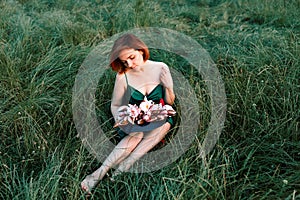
[114, 97, 176, 127]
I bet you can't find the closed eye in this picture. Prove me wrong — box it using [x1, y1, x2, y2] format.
[120, 55, 135, 66]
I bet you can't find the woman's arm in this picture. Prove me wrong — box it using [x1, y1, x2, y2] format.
[160, 64, 175, 105]
[110, 74, 126, 121]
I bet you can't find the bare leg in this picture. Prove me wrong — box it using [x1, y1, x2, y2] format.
[81, 131, 143, 193]
[114, 122, 171, 174]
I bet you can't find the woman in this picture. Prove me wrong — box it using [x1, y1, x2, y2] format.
[81, 33, 175, 194]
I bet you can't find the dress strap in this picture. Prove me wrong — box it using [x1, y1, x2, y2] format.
[124, 73, 129, 86]
[123, 72, 131, 104]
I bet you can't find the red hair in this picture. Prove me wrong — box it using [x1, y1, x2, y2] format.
[110, 34, 150, 74]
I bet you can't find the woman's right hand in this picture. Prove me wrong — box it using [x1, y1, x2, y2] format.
[116, 105, 128, 121]
[114, 108, 128, 128]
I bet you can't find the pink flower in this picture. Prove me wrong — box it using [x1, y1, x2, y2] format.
[126, 104, 140, 124]
[143, 115, 151, 122]
[127, 104, 140, 118]
[143, 111, 152, 122]
[163, 105, 176, 116]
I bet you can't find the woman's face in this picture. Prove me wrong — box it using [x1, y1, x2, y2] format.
[119, 48, 145, 69]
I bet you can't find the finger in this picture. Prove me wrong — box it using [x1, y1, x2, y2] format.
[162, 66, 170, 73]
[117, 106, 128, 112]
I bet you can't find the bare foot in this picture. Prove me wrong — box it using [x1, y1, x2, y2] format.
[81, 174, 99, 195]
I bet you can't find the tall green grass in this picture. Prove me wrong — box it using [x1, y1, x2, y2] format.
[0, 0, 299, 199]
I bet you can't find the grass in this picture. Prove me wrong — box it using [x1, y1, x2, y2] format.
[0, 0, 299, 199]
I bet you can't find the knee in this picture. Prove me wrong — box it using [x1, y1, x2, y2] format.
[129, 132, 144, 140]
[164, 122, 171, 130]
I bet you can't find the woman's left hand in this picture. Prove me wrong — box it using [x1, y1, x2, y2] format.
[160, 65, 173, 89]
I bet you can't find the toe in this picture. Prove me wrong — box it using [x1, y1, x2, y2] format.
[81, 183, 88, 192]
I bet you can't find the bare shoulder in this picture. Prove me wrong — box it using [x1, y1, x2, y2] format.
[147, 60, 169, 70]
[115, 72, 124, 79]
[115, 73, 127, 86]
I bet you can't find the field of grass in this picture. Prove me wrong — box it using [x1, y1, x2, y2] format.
[0, 0, 299, 199]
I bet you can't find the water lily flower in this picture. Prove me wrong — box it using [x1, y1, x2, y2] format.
[139, 97, 154, 112]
